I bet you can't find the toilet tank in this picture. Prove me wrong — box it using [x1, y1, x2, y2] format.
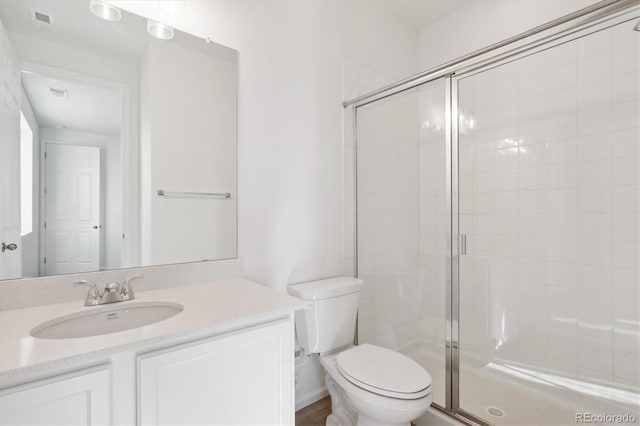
[288, 277, 363, 354]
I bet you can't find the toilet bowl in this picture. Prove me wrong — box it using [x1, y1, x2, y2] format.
[288, 277, 432, 426]
[321, 345, 432, 426]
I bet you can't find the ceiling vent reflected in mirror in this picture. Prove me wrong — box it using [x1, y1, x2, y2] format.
[30, 9, 53, 30]
[89, 0, 122, 22]
[49, 88, 68, 98]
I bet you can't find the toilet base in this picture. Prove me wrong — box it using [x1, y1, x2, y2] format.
[325, 373, 357, 426]
[356, 413, 409, 426]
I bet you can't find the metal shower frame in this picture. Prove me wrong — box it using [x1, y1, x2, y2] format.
[346, 1, 640, 424]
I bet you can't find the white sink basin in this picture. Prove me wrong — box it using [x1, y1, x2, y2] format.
[30, 302, 184, 339]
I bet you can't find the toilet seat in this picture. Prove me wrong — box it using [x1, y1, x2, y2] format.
[336, 344, 432, 400]
[320, 350, 432, 425]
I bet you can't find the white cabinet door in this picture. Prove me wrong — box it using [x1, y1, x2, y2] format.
[0, 367, 110, 426]
[139, 320, 294, 426]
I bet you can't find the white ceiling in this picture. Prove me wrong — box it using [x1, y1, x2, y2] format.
[0, 0, 149, 63]
[371, 0, 471, 29]
[22, 71, 121, 137]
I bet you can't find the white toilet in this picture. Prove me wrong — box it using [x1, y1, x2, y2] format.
[288, 277, 432, 426]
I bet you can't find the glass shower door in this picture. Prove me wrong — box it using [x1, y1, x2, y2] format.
[355, 77, 449, 407]
[456, 18, 640, 425]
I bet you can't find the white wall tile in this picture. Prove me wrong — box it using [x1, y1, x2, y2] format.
[612, 240, 639, 269]
[577, 264, 612, 292]
[548, 62, 577, 92]
[576, 132, 611, 162]
[548, 332, 578, 364]
[612, 127, 640, 158]
[612, 72, 640, 104]
[577, 52, 611, 86]
[612, 100, 640, 131]
[613, 213, 639, 241]
[547, 113, 577, 141]
[519, 119, 546, 145]
[577, 105, 612, 136]
[612, 44, 639, 75]
[578, 318, 613, 347]
[576, 160, 611, 187]
[614, 352, 640, 387]
[547, 261, 577, 288]
[547, 164, 577, 189]
[578, 341, 613, 377]
[577, 187, 612, 213]
[548, 213, 577, 238]
[546, 41, 576, 68]
[547, 139, 577, 164]
[577, 29, 611, 60]
[577, 79, 611, 110]
[520, 166, 547, 190]
[613, 322, 640, 355]
[577, 238, 612, 266]
[577, 213, 612, 239]
[612, 157, 640, 186]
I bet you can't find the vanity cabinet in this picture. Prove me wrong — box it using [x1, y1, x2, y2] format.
[138, 320, 293, 425]
[0, 318, 294, 426]
[0, 367, 110, 426]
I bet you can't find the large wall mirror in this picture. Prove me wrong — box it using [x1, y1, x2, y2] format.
[0, 0, 237, 280]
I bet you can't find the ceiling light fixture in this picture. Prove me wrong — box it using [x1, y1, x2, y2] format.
[147, 19, 174, 40]
[89, 0, 122, 22]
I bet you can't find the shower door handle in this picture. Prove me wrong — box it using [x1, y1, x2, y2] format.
[458, 234, 467, 256]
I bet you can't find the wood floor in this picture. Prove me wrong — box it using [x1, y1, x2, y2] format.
[295, 396, 331, 426]
[294, 396, 419, 426]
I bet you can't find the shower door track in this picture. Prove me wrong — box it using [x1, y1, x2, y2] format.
[348, 1, 640, 425]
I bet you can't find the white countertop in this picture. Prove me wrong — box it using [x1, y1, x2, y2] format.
[0, 279, 307, 387]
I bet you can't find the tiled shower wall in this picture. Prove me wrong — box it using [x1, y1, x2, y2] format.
[353, 90, 422, 348]
[343, 58, 426, 349]
[416, 81, 448, 351]
[457, 21, 639, 389]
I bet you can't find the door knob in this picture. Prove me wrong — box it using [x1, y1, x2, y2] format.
[1, 242, 17, 252]
[93, 225, 102, 229]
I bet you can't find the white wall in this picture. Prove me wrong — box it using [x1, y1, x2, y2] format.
[20, 86, 40, 277]
[40, 127, 122, 270]
[107, 0, 419, 291]
[139, 37, 237, 266]
[418, 0, 599, 70]
[8, 31, 139, 92]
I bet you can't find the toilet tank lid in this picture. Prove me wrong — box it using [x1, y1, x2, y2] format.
[287, 277, 363, 300]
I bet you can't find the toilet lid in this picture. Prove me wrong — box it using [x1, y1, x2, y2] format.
[336, 344, 432, 399]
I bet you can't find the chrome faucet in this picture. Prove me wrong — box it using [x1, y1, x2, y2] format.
[74, 274, 143, 306]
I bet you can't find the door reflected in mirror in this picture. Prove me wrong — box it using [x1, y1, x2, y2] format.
[0, 0, 237, 280]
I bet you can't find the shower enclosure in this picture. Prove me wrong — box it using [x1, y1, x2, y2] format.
[348, 2, 640, 424]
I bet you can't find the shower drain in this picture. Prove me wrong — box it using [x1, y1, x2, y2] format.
[487, 407, 506, 419]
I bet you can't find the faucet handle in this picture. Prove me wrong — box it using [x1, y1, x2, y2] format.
[121, 273, 143, 301]
[74, 279, 101, 306]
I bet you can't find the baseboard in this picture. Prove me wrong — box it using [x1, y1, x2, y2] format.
[295, 386, 329, 412]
